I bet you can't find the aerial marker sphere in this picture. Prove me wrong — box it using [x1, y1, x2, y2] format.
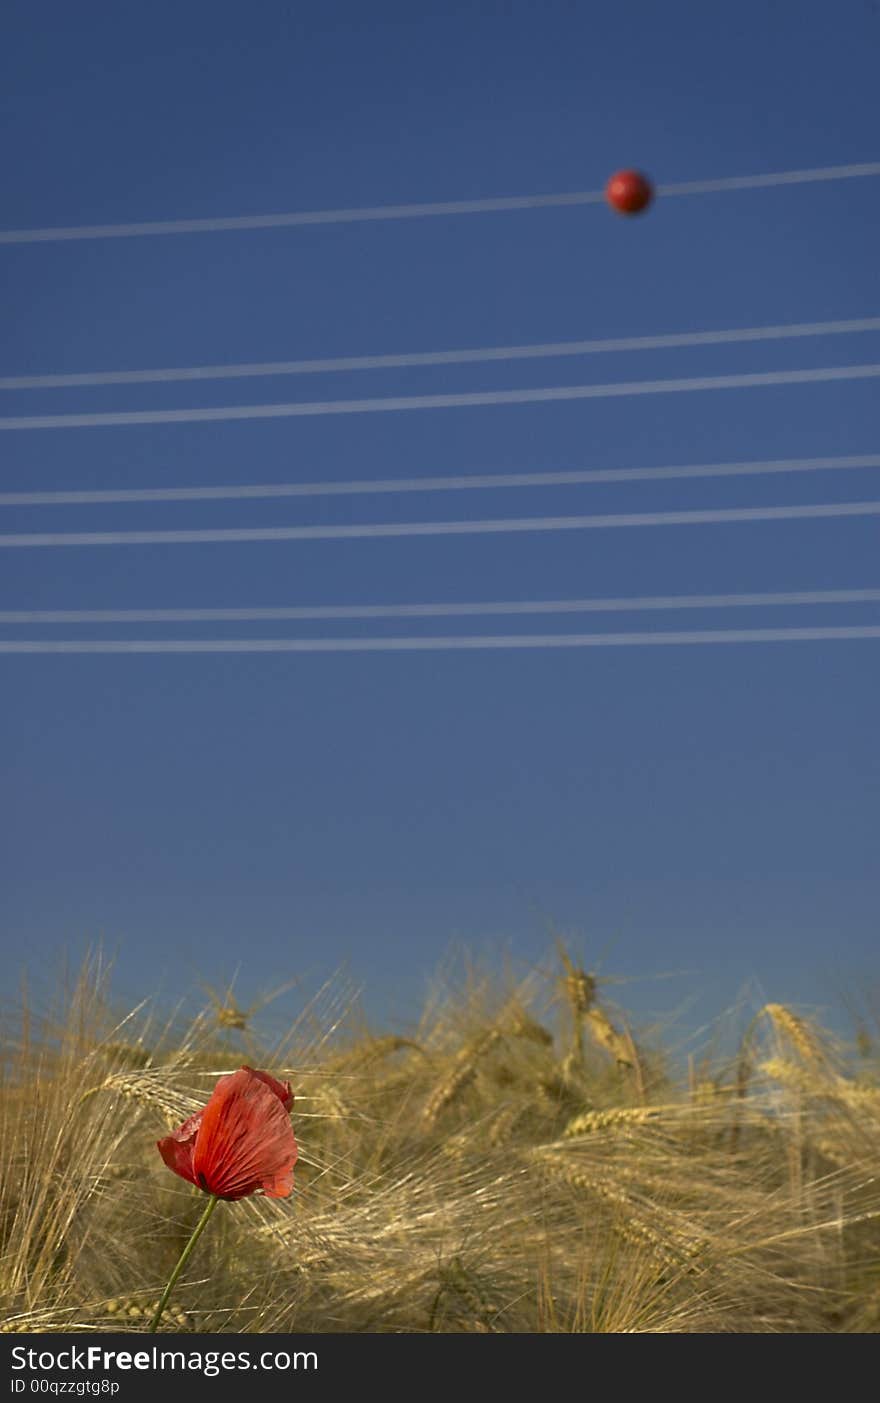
[605, 169, 654, 215]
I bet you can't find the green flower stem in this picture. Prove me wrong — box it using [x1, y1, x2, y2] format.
[148, 1194, 220, 1333]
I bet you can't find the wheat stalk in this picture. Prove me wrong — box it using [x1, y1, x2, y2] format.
[759, 1004, 825, 1062]
[563, 1105, 663, 1137]
[421, 1028, 502, 1128]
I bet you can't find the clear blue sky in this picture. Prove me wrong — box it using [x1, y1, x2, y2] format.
[1, 1, 878, 1032]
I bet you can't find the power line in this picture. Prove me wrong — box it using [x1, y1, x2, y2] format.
[3, 589, 878, 626]
[3, 453, 878, 508]
[2, 500, 878, 549]
[3, 362, 880, 432]
[2, 626, 879, 654]
[2, 161, 879, 246]
[4, 316, 879, 391]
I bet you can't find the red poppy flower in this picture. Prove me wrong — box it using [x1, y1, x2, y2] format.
[158, 1066, 297, 1200]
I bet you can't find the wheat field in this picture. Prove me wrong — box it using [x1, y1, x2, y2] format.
[1, 950, 879, 1334]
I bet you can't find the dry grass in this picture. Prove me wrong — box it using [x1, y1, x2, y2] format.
[1, 951, 879, 1334]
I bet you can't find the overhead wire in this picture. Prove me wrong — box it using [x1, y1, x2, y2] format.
[2, 626, 880, 654]
[2, 500, 879, 549]
[2, 589, 879, 625]
[3, 316, 879, 391]
[2, 453, 878, 507]
[1, 160, 879, 246]
[3, 362, 880, 432]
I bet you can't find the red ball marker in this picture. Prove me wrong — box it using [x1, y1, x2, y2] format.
[605, 169, 654, 216]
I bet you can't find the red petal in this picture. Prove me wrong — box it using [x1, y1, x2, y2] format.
[241, 1066, 294, 1113]
[262, 1164, 296, 1199]
[191, 1068, 298, 1200]
[156, 1108, 202, 1187]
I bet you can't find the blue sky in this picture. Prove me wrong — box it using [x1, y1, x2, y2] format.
[1, 1, 878, 1035]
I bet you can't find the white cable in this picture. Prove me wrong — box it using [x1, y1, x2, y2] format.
[2, 626, 879, 654]
[3, 589, 878, 625]
[2, 500, 878, 549]
[3, 362, 880, 432]
[4, 317, 879, 391]
[3, 453, 879, 508]
[2, 161, 879, 245]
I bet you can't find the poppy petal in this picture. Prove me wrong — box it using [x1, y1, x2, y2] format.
[156, 1108, 202, 1187]
[191, 1068, 298, 1200]
[242, 1065, 294, 1113]
[261, 1164, 296, 1198]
